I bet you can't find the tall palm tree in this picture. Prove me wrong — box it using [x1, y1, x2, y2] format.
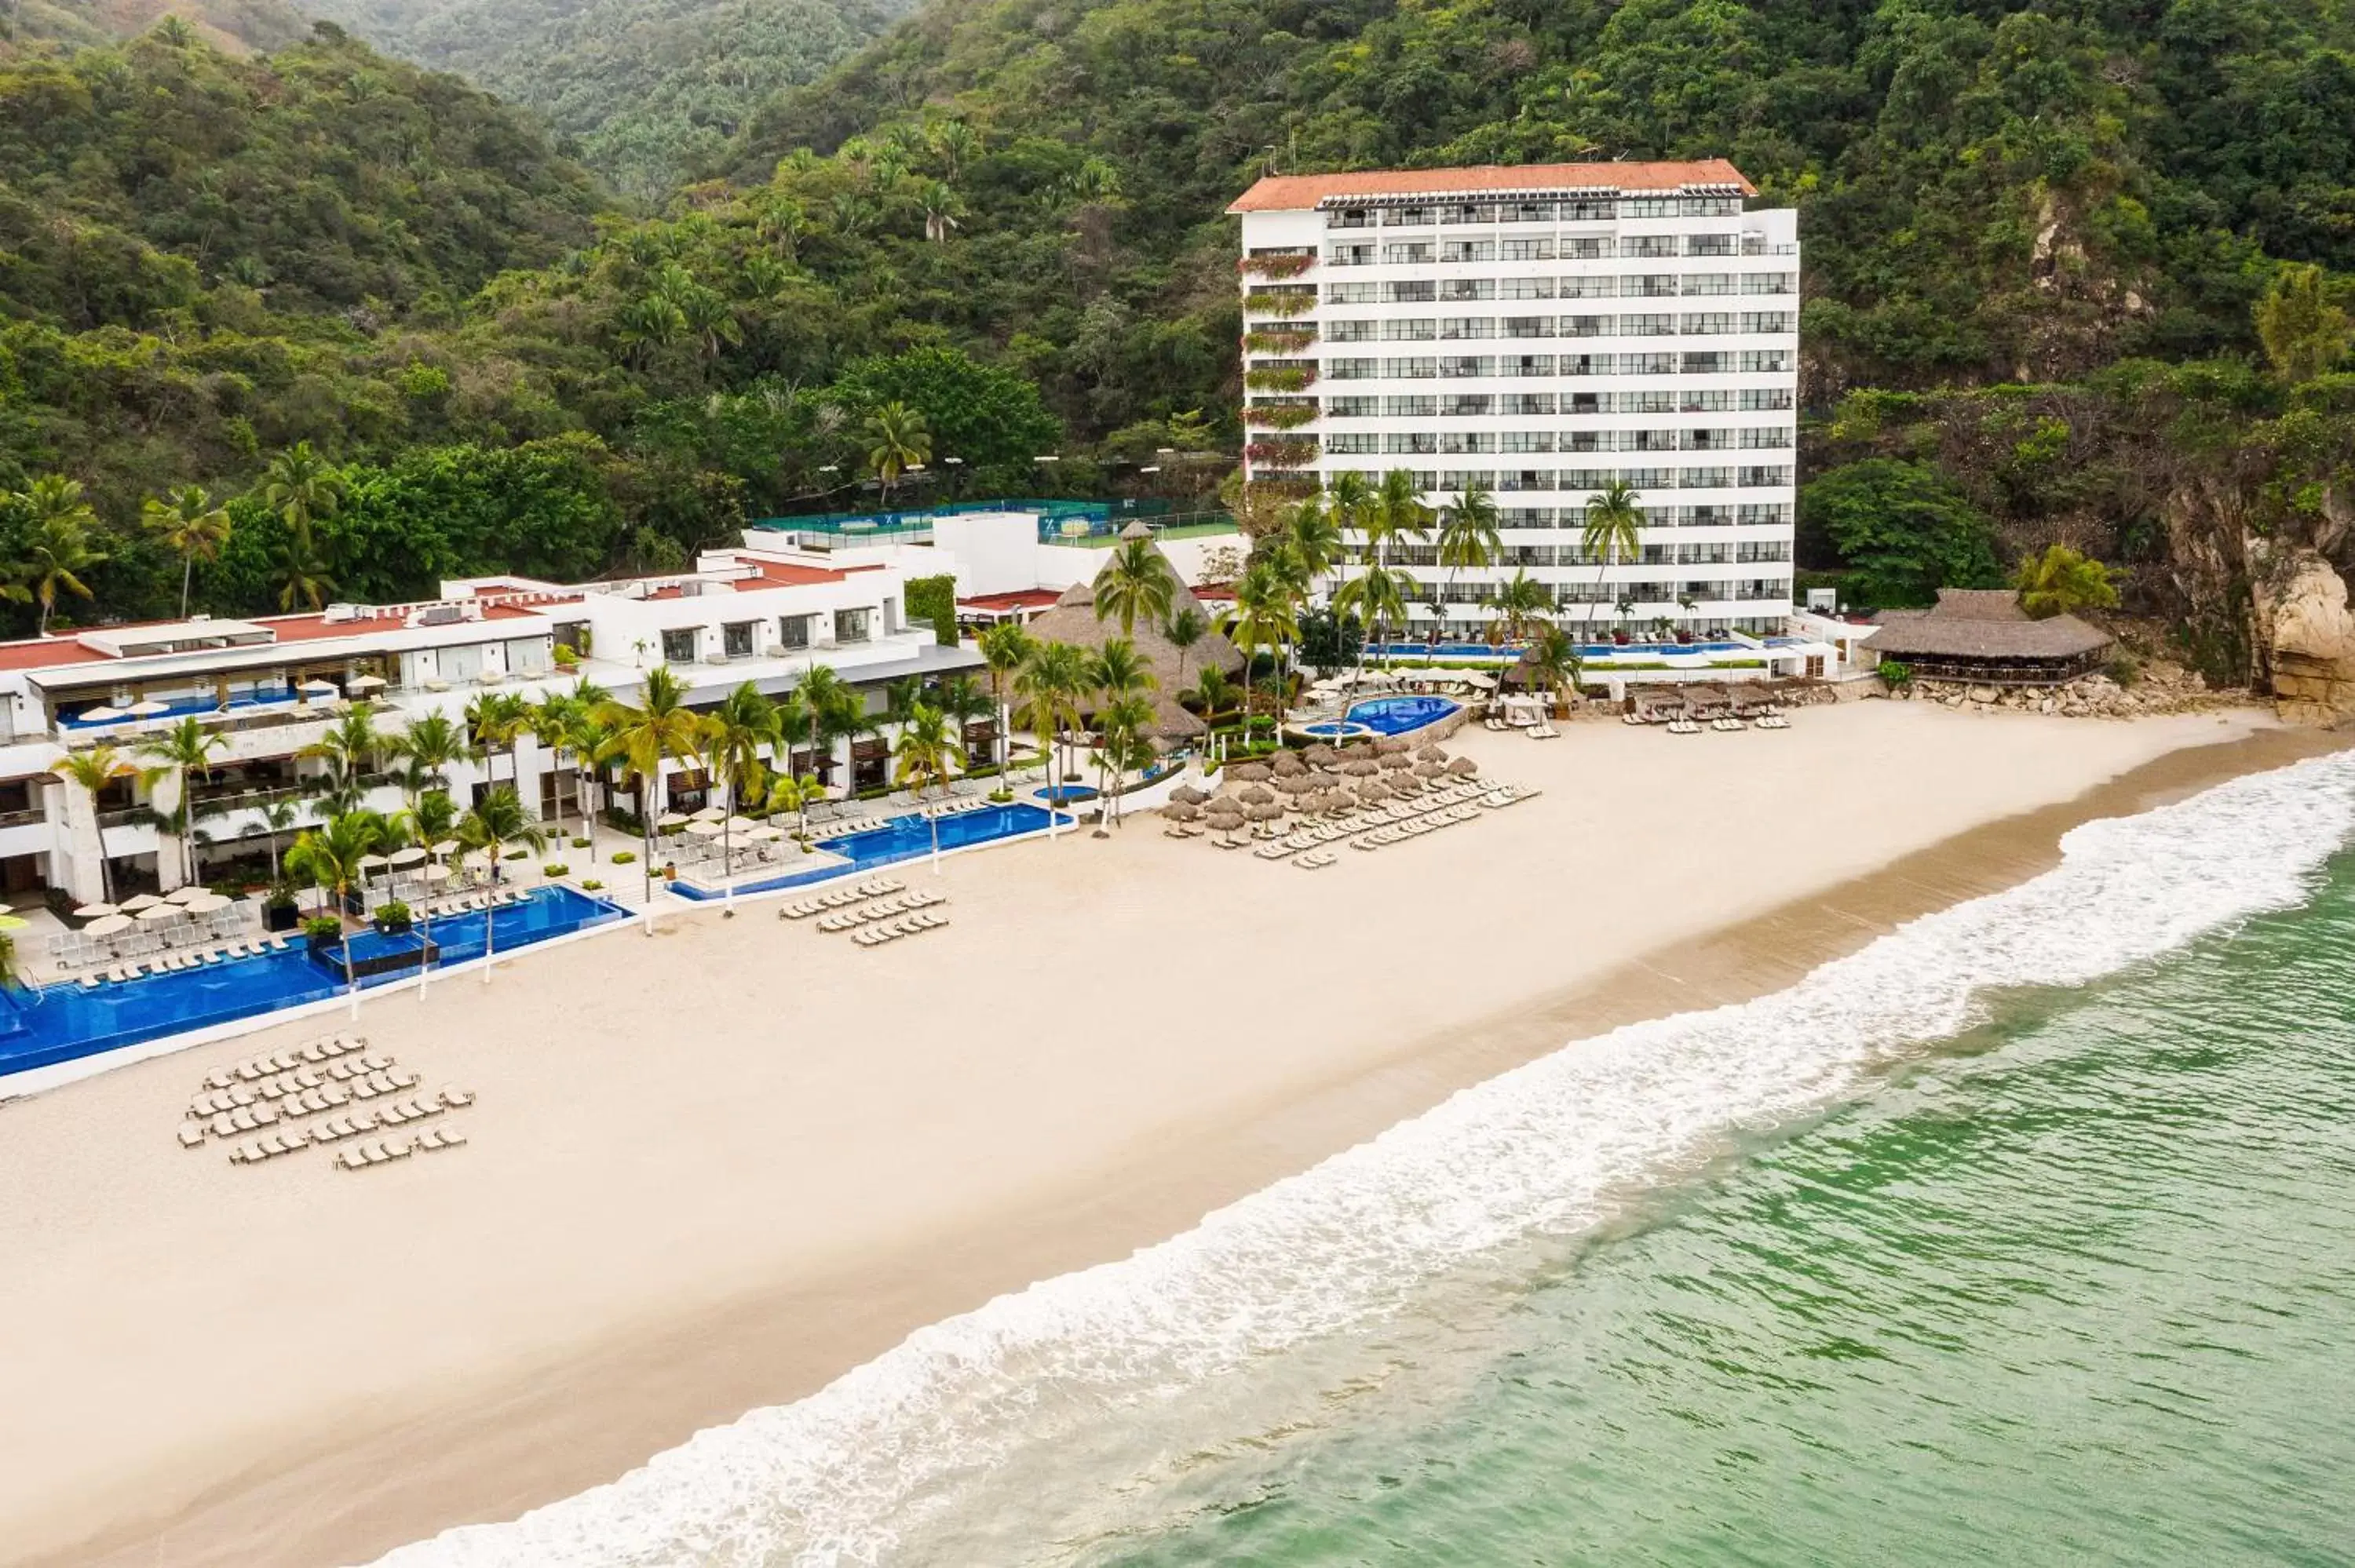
[1012, 640, 1090, 816]
[286, 808, 391, 1009]
[1086, 637, 1157, 831]
[863, 401, 932, 507]
[385, 711, 473, 810]
[1221, 563, 1302, 732]
[1580, 477, 1646, 635]
[593, 666, 704, 923]
[1326, 469, 1375, 552]
[893, 703, 958, 870]
[299, 703, 387, 816]
[1163, 605, 1209, 693]
[258, 796, 306, 884]
[1280, 494, 1345, 588]
[142, 485, 232, 618]
[454, 787, 550, 982]
[1091, 536, 1178, 637]
[13, 476, 108, 634]
[768, 771, 823, 844]
[272, 535, 338, 611]
[1434, 480, 1502, 640]
[261, 440, 345, 549]
[463, 691, 531, 796]
[931, 674, 991, 771]
[770, 687, 815, 786]
[793, 663, 857, 793]
[1363, 468, 1434, 570]
[1094, 691, 1156, 830]
[49, 746, 139, 902]
[1190, 665, 1239, 725]
[136, 716, 228, 886]
[977, 622, 1033, 771]
[703, 681, 779, 901]
[1332, 557, 1418, 685]
[1521, 624, 1583, 714]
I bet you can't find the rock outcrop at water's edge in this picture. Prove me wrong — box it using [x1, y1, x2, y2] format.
[2251, 546, 2355, 727]
[1887, 659, 2245, 720]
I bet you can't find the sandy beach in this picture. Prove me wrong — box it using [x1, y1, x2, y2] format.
[0, 698, 2336, 1568]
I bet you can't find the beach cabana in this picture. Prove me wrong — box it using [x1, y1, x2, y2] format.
[1870, 589, 2114, 686]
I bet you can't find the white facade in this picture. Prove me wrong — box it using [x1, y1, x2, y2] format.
[1231, 162, 1798, 640]
[0, 545, 977, 903]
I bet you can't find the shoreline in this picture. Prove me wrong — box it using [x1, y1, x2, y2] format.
[6, 709, 2342, 1568]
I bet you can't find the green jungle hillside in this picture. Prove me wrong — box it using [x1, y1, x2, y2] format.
[0, 0, 2351, 680]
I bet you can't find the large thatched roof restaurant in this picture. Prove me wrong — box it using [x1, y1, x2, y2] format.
[1021, 525, 1244, 740]
[1869, 589, 2114, 686]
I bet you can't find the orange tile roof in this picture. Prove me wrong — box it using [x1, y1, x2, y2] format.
[1227, 159, 1754, 213]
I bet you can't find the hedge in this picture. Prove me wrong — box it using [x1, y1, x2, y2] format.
[905, 574, 958, 646]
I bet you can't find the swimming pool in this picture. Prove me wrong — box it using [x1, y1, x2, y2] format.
[666, 803, 1067, 901]
[1362, 639, 1794, 662]
[1300, 695, 1462, 740]
[0, 885, 625, 1079]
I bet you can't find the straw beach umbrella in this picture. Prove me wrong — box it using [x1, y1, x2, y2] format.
[1238, 784, 1276, 809]
[1271, 751, 1308, 776]
[1375, 735, 1411, 755]
[1246, 800, 1283, 837]
[1413, 759, 1446, 779]
[1225, 760, 1272, 784]
[1379, 751, 1411, 771]
[1448, 756, 1480, 777]
[1303, 743, 1338, 767]
[1169, 783, 1207, 806]
[1416, 743, 1448, 762]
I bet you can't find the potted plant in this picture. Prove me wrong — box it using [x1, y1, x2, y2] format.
[374, 900, 414, 935]
[302, 913, 344, 948]
[263, 883, 301, 932]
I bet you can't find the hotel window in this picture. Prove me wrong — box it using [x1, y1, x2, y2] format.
[1497, 469, 1554, 492]
[1438, 356, 1494, 377]
[1437, 431, 1495, 454]
[1622, 314, 1677, 336]
[1439, 278, 1495, 301]
[1742, 312, 1797, 334]
[1381, 318, 1437, 341]
[834, 608, 872, 644]
[1740, 388, 1795, 410]
[1562, 237, 1614, 260]
[1439, 469, 1497, 491]
[1328, 242, 1375, 266]
[1739, 426, 1794, 449]
[1503, 315, 1553, 338]
[1327, 395, 1379, 417]
[1564, 429, 1611, 454]
[722, 621, 758, 658]
[1625, 235, 1679, 258]
[1681, 312, 1737, 336]
[1502, 507, 1556, 527]
[1386, 357, 1439, 378]
[1325, 319, 1377, 343]
[1386, 432, 1439, 455]
[1500, 354, 1554, 377]
[1741, 272, 1797, 294]
[1686, 232, 1738, 253]
[1326, 432, 1381, 454]
[1503, 201, 1557, 223]
[1500, 238, 1554, 261]
[1682, 273, 1738, 296]
[1565, 391, 1604, 414]
[1385, 280, 1437, 303]
[661, 627, 699, 664]
[1739, 349, 1792, 373]
[1328, 358, 1381, 380]
[1501, 432, 1555, 454]
[1682, 389, 1735, 412]
[1625, 352, 1677, 374]
[1385, 206, 1434, 226]
[1439, 240, 1495, 264]
[1620, 198, 1678, 217]
[1439, 317, 1495, 339]
[1561, 353, 1615, 377]
[1561, 315, 1611, 338]
[1382, 395, 1437, 417]
[778, 614, 812, 650]
[1439, 202, 1497, 224]
[1681, 351, 1729, 374]
[1380, 242, 1433, 265]
[1503, 392, 1557, 415]
[1325, 281, 1378, 304]
[1500, 277, 1555, 301]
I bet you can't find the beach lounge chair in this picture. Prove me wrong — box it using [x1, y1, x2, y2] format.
[229, 1141, 267, 1165]
[383, 1137, 414, 1160]
[438, 1087, 475, 1109]
[853, 928, 884, 947]
[336, 1147, 371, 1171]
[177, 1124, 206, 1149]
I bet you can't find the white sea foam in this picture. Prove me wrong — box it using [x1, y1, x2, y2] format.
[370, 749, 2355, 1568]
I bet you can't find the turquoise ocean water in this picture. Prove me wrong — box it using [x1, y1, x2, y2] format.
[378, 751, 2355, 1568]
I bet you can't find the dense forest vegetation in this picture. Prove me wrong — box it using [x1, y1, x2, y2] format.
[2, 0, 2353, 680]
[0, 0, 309, 54]
[297, 0, 912, 197]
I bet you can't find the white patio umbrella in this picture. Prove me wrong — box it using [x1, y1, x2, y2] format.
[689, 805, 725, 822]
[182, 892, 232, 914]
[127, 698, 172, 717]
[388, 846, 429, 867]
[420, 864, 452, 884]
[357, 853, 391, 871]
[428, 839, 460, 858]
[684, 819, 725, 837]
[167, 884, 211, 903]
[1459, 671, 1496, 689]
[136, 903, 184, 923]
[724, 815, 758, 834]
[746, 825, 785, 842]
[118, 892, 163, 911]
[347, 674, 386, 693]
[78, 706, 127, 723]
[298, 678, 338, 697]
[83, 913, 133, 937]
[71, 902, 116, 919]
[655, 811, 689, 828]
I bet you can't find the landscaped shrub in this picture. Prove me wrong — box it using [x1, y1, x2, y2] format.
[570, 835, 592, 848]
[612, 850, 637, 864]
[1878, 658, 1913, 687]
[542, 862, 569, 878]
[302, 915, 343, 943]
[579, 878, 604, 892]
[904, 574, 959, 646]
[375, 901, 413, 933]
[502, 848, 528, 860]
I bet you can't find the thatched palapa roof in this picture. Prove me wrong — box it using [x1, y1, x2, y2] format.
[1024, 523, 1243, 738]
[1870, 589, 2112, 663]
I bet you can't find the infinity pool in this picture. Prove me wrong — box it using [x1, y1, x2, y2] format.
[0, 885, 625, 1079]
[667, 803, 1067, 901]
[1301, 695, 1462, 740]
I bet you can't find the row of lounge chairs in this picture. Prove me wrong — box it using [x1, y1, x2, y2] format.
[205, 1034, 366, 1088]
[228, 1088, 473, 1165]
[1353, 804, 1486, 850]
[335, 1125, 468, 1170]
[814, 890, 947, 932]
[853, 912, 949, 947]
[1240, 783, 1502, 860]
[779, 878, 905, 919]
[80, 933, 298, 986]
[914, 797, 994, 822]
[1482, 716, 1561, 738]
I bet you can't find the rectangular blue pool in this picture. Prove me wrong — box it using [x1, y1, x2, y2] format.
[666, 804, 1066, 901]
[0, 886, 626, 1080]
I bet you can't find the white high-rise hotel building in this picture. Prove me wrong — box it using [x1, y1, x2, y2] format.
[1229, 160, 1798, 641]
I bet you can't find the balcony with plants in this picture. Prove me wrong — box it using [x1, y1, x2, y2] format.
[1242, 290, 1316, 318]
[1243, 438, 1320, 469]
[1240, 252, 1316, 279]
[1242, 403, 1320, 430]
[1243, 327, 1317, 354]
[1243, 363, 1317, 392]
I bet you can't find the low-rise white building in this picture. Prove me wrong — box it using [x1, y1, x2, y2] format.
[0, 545, 978, 904]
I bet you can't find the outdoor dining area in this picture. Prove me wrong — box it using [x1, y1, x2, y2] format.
[1163, 738, 1496, 846]
[48, 886, 261, 979]
[653, 804, 796, 877]
[1303, 666, 1499, 705]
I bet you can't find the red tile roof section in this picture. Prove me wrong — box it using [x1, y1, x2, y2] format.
[957, 589, 1063, 612]
[1228, 159, 1755, 213]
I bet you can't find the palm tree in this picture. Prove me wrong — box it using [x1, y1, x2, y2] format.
[1332, 558, 1417, 691]
[1363, 468, 1434, 571]
[1190, 665, 1239, 725]
[142, 484, 231, 618]
[1092, 536, 1178, 637]
[13, 476, 108, 633]
[931, 674, 991, 771]
[385, 711, 473, 810]
[453, 787, 550, 981]
[285, 808, 391, 1009]
[863, 401, 932, 507]
[2015, 544, 2120, 619]
[299, 703, 387, 816]
[1012, 640, 1090, 816]
[1580, 477, 1646, 636]
[593, 666, 704, 924]
[1086, 637, 1157, 830]
[893, 703, 958, 870]
[1484, 569, 1556, 648]
[49, 746, 139, 902]
[1280, 494, 1346, 589]
[261, 441, 345, 548]
[768, 771, 823, 844]
[272, 535, 338, 612]
[1094, 691, 1156, 830]
[1434, 480, 1502, 639]
[977, 622, 1033, 771]
[1221, 563, 1301, 733]
[1327, 468, 1375, 547]
[794, 663, 858, 794]
[1163, 605, 1209, 693]
[136, 717, 228, 886]
[258, 796, 306, 884]
[703, 681, 779, 902]
[1521, 625, 1583, 714]
[463, 692, 531, 796]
